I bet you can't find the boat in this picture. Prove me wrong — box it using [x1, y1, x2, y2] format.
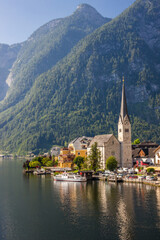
[33, 168, 46, 175]
[108, 174, 123, 182]
[53, 172, 87, 182]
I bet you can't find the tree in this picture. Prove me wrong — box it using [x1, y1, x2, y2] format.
[147, 168, 155, 174]
[88, 142, 101, 172]
[46, 160, 54, 167]
[106, 156, 117, 171]
[23, 160, 30, 170]
[29, 161, 41, 168]
[73, 156, 84, 170]
[133, 139, 140, 145]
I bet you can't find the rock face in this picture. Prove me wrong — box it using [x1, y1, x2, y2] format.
[0, 44, 21, 100]
[0, 0, 160, 154]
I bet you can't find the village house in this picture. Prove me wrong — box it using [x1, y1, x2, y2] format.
[132, 141, 159, 166]
[50, 146, 61, 157]
[57, 148, 75, 169]
[154, 146, 160, 165]
[68, 136, 93, 158]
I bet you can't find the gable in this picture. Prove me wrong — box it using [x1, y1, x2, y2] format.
[89, 134, 113, 147]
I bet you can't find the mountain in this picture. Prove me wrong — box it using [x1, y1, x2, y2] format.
[0, 43, 21, 101]
[0, 0, 160, 154]
[0, 4, 110, 111]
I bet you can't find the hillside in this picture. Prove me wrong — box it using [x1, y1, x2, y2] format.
[0, 43, 21, 101]
[0, 4, 110, 111]
[0, 0, 160, 154]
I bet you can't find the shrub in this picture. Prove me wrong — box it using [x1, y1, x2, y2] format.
[106, 156, 117, 171]
[147, 168, 155, 174]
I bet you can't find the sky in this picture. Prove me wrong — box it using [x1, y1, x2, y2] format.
[0, 0, 136, 45]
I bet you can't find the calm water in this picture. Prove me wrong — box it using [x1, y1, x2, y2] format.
[0, 159, 160, 240]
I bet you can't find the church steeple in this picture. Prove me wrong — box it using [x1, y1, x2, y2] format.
[119, 78, 130, 123]
[118, 77, 132, 168]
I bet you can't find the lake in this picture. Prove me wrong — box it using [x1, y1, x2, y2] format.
[0, 158, 160, 240]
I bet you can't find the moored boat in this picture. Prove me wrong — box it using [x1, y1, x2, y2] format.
[33, 168, 46, 175]
[108, 174, 123, 182]
[53, 172, 87, 182]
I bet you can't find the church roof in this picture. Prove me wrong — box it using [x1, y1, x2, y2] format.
[119, 81, 130, 122]
[88, 134, 113, 147]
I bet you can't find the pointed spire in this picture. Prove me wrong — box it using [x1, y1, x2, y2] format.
[119, 78, 130, 122]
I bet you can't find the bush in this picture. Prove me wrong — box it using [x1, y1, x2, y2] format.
[147, 168, 155, 174]
[106, 156, 117, 171]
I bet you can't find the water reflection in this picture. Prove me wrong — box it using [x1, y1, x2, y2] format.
[53, 181, 160, 239]
[0, 159, 160, 240]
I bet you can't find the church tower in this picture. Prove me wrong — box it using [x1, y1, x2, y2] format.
[118, 79, 132, 168]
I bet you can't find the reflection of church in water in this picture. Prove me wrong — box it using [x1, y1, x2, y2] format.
[88, 80, 132, 168]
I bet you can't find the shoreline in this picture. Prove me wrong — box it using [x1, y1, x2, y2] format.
[123, 178, 160, 187]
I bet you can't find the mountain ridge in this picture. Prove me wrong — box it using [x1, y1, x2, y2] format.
[0, 0, 159, 154]
[0, 4, 110, 112]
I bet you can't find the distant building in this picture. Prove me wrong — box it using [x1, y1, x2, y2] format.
[154, 146, 160, 165]
[50, 146, 61, 157]
[87, 134, 120, 169]
[132, 141, 159, 165]
[68, 136, 93, 158]
[58, 148, 75, 168]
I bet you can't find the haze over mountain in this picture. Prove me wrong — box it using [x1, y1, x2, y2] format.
[0, 0, 159, 154]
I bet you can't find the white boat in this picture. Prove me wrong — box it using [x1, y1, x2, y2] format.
[53, 172, 87, 182]
[33, 168, 46, 175]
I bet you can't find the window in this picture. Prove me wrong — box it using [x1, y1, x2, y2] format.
[78, 152, 80, 155]
[119, 129, 122, 132]
[112, 141, 114, 145]
[125, 129, 129, 132]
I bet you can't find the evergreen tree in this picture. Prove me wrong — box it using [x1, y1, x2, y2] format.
[88, 142, 101, 171]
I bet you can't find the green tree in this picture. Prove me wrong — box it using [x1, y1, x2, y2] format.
[133, 139, 140, 144]
[73, 156, 84, 170]
[106, 156, 117, 171]
[88, 142, 101, 172]
[41, 157, 50, 166]
[32, 156, 43, 163]
[46, 160, 54, 167]
[147, 168, 155, 174]
[29, 161, 41, 168]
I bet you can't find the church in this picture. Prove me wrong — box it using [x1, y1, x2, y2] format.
[87, 80, 132, 168]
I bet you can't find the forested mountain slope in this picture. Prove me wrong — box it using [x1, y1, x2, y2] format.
[0, 4, 110, 111]
[0, 0, 159, 154]
[0, 43, 21, 101]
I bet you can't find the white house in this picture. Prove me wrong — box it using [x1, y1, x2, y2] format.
[154, 146, 160, 165]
